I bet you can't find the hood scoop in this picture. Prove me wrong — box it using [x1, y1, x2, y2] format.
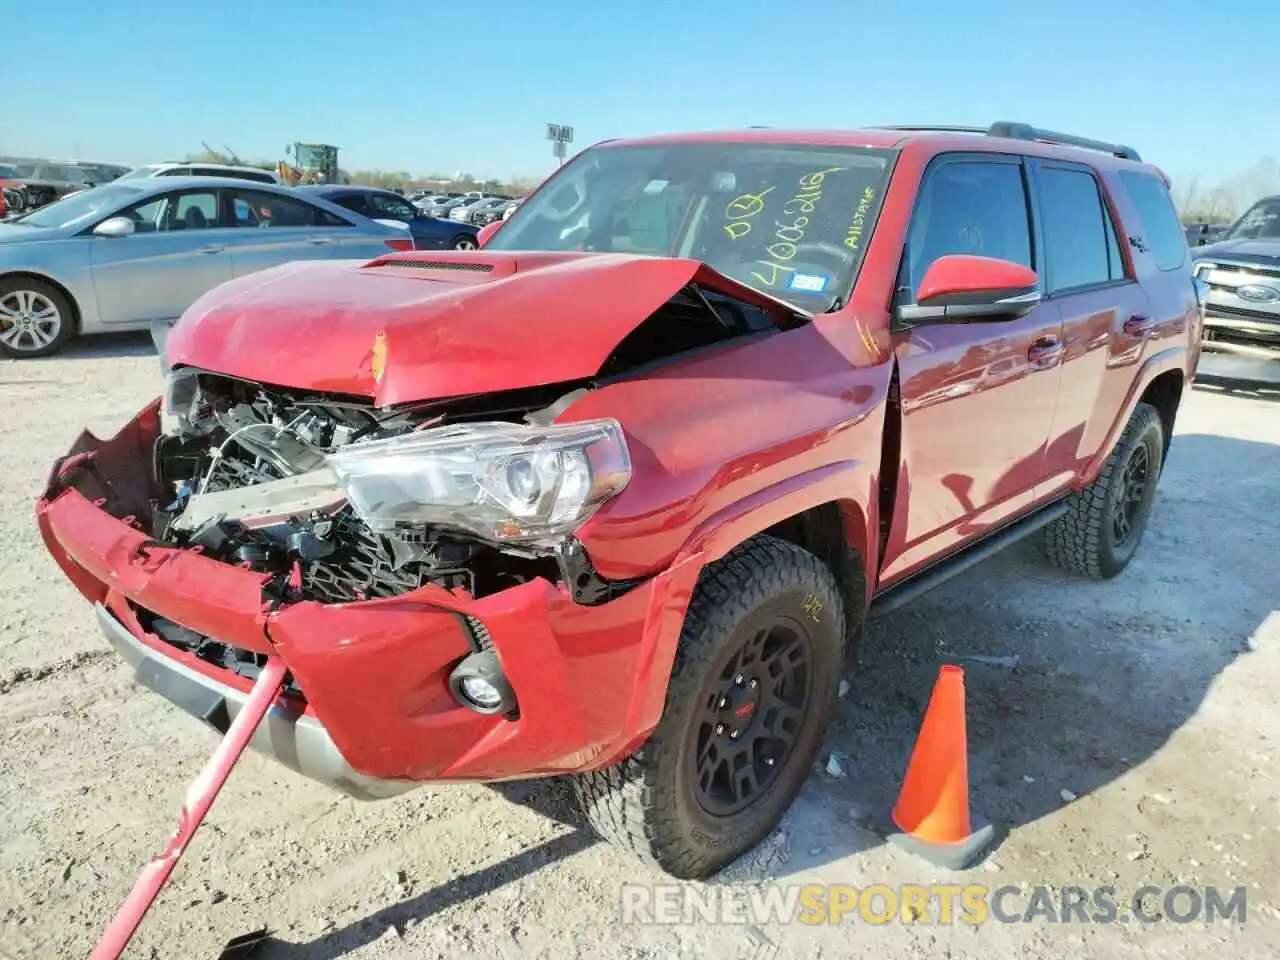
[362, 250, 518, 282]
[371, 259, 496, 273]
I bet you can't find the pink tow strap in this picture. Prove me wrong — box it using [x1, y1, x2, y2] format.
[90, 658, 287, 959]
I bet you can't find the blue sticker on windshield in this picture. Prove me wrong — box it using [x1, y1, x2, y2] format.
[788, 272, 829, 293]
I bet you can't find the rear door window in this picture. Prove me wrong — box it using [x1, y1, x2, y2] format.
[1034, 165, 1128, 294]
[228, 189, 323, 227]
[229, 188, 349, 228]
[332, 193, 373, 216]
[370, 193, 418, 220]
[1118, 170, 1188, 271]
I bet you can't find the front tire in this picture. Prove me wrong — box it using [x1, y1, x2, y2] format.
[0, 276, 75, 358]
[573, 536, 847, 879]
[451, 234, 478, 250]
[1044, 401, 1164, 579]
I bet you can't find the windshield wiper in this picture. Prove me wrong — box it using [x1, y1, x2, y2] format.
[825, 296, 845, 313]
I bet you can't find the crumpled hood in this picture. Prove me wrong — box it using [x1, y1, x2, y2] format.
[164, 250, 795, 406]
[1193, 238, 1280, 268]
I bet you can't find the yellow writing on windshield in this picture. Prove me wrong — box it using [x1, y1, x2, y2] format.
[723, 185, 776, 240]
[844, 185, 876, 253]
[751, 167, 847, 288]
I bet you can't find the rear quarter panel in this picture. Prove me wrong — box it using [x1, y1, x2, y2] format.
[1070, 168, 1194, 486]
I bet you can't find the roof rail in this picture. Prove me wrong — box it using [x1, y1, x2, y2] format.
[985, 122, 1141, 162]
[873, 124, 988, 134]
[869, 122, 1142, 162]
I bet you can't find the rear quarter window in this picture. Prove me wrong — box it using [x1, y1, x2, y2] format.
[1118, 170, 1188, 272]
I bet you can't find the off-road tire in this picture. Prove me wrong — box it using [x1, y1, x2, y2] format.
[1044, 401, 1164, 580]
[572, 535, 847, 879]
[0, 276, 75, 358]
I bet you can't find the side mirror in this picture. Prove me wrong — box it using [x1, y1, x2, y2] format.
[896, 254, 1041, 326]
[93, 216, 136, 238]
[476, 221, 501, 248]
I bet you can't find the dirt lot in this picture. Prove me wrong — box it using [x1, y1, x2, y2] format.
[1, 337, 1278, 960]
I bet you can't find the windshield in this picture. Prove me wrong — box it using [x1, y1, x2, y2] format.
[15, 183, 144, 229]
[0, 164, 15, 178]
[1225, 198, 1280, 241]
[489, 141, 895, 310]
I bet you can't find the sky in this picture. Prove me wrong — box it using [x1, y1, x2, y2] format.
[5, 0, 1278, 187]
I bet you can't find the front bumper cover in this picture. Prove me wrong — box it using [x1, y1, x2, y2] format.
[36, 402, 702, 797]
[94, 601, 410, 800]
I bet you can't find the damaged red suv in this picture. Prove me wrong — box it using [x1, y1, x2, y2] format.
[38, 123, 1199, 879]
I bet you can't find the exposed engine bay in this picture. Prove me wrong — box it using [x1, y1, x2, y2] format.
[152, 372, 564, 605]
[141, 281, 791, 607]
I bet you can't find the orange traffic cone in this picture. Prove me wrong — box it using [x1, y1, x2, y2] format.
[883, 664, 995, 869]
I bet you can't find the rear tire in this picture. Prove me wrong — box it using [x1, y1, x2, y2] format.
[0, 276, 75, 358]
[572, 536, 846, 879]
[1044, 401, 1164, 579]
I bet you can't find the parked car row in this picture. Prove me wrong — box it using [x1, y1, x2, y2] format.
[0, 176, 415, 359]
[300, 184, 479, 250]
[413, 192, 522, 225]
[0, 156, 130, 212]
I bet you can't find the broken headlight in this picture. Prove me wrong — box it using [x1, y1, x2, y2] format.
[161, 367, 215, 435]
[162, 367, 201, 420]
[324, 419, 631, 544]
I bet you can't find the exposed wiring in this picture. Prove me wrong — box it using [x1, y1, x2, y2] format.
[195, 413, 309, 495]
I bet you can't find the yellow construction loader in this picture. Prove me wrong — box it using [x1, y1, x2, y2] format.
[276, 143, 343, 186]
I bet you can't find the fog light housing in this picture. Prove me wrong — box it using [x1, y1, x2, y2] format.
[448, 649, 516, 715]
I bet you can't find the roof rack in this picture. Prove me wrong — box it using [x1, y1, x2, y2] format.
[873, 125, 989, 135]
[872, 121, 1142, 162]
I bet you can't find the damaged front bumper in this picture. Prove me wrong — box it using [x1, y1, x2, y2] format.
[93, 601, 404, 800]
[36, 401, 702, 799]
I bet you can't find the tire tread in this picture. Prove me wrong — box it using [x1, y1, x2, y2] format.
[571, 536, 845, 878]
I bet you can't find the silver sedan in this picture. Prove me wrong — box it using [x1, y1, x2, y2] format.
[0, 176, 414, 358]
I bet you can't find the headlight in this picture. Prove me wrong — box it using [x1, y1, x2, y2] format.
[325, 418, 631, 544]
[163, 367, 197, 417]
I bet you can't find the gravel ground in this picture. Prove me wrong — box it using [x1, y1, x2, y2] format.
[1, 335, 1278, 959]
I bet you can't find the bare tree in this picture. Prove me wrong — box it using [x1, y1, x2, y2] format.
[1177, 155, 1280, 225]
[1172, 173, 1201, 217]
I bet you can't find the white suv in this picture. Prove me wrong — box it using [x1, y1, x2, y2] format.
[118, 162, 283, 185]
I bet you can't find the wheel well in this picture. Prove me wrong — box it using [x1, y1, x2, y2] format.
[763, 502, 867, 640]
[1140, 370, 1183, 463]
[1, 271, 82, 332]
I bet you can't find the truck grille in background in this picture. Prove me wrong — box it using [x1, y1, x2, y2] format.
[1198, 261, 1280, 284]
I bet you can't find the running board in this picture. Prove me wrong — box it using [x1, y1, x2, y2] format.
[868, 500, 1069, 618]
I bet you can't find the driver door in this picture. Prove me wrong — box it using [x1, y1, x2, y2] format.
[90, 188, 235, 325]
[879, 154, 1065, 584]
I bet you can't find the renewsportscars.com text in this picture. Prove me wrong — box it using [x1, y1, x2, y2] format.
[620, 882, 1248, 926]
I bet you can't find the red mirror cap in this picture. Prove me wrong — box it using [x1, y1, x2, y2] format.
[476, 222, 501, 248]
[918, 254, 1039, 304]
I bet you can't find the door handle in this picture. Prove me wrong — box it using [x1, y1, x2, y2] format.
[1027, 336, 1063, 370]
[197, 244, 224, 254]
[1123, 314, 1154, 338]
[307, 237, 333, 245]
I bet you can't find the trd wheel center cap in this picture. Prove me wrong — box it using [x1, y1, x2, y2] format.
[716, 674, 762, 739]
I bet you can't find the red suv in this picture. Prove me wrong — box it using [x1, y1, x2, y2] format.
[37, 122, 1200, 879]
